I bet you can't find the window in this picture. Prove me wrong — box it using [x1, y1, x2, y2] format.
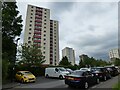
[44, 38, 46, 41]
[44, 23, 46, 25]
[30, 17, 32, 19]
[44, 27, 46, 29]
[29, 28, 32, 30]
[44, 34, 46, 37]
[43, 51, 45, 54]
[44, 19, 46, 21]
[29, 32, 31, 34]
[31, 13, 33, 15]
[30, 24, 32, 27]
[44, 31, 46, 33]
[43, 47, 45, 49]
[44, 13, 46, 14]
[31, 6, 33, 8]
[44, 43, 46, 45]
[31, 10, 33, 12]
[44, 16, 46, 18]
[28, 41, 31, 43]
[45, 9, 47, 11]
[28, 37, 31, 40]
[30, 20, 32, 23]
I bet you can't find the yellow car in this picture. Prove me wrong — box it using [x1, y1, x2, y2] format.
[15, 71, 36, 83]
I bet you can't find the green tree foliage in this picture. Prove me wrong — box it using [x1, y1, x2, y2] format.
[2, 60, 9, 82]
[59, 56, 72, 66]
[2, 2, 23, 63]
[79, 56, 109, 67]
[113, 58, 120, 66]
[18, 44, 45, 67]
[2, 2, 23, 81]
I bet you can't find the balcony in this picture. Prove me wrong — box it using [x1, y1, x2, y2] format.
[34, 43, 41, 46]
[35, 16, 42, 19]
[34, 35, 41, 38]
[35, 20, 42, 23]
[50, 31, 53, 33]
[34, 40, 41, 43]
[36, 8, 43, 12]
[35, 24, 42, 27]
[50, 25, 53, 27]
[34, 31, 41, 34]
[35, 12, 42, 15]
[34, 28, 41, 31]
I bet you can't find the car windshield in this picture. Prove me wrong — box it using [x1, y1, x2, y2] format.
[92, 68, 103, 72]
[22, 71, 33, 75]
[59, 68, 66, 71]
[71, 71, 83, 76]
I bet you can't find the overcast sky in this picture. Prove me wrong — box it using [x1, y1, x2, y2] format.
[16, 0, 118, 64]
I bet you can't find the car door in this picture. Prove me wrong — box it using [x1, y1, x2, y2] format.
[54, 68, 59, 77]
[86, 71, 95, 85]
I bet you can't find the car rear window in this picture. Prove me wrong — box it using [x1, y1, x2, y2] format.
[71, 71, 83, 76]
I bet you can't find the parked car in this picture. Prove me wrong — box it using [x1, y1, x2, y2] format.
[80, 68, 91, 71]
[45, 67, 69, 79]
[65, 70, 100, 89]
[104, 66, 119, 76]
[66, 68, 73, 74]
[115, 66, 120, 74]
[91, 67, 111, 81]
[15, 71, 36, 83]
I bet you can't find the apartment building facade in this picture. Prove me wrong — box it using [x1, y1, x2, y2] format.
[109, 48, 120, 61]
[62, 47, 75, 65]
[24, 5, 59, 66]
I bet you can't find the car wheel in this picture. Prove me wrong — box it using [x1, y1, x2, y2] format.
[109, 75, 112, 79]
[59, 75, 63, 79]
[21, 78, 24, 83]
[96, 78, 100, 84]
[84, 82, 89, 89]
[104, 76, 107, 81]
[45, 74, 49, 78]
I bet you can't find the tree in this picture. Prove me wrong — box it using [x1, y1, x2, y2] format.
[59, 56, 72, 66]
[2, 2, 23, 63]
[79, 55, 109, 67]
[113, 58, 120, 66]
[2, 2, 23, 81]
[18, 44, 45, 67]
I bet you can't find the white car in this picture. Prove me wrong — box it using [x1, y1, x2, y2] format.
[45, 67, 69, 79]
[80, 68, 91, 71]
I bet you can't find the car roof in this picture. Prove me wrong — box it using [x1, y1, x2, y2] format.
[75, 70, 87, 72]
[91, 67, 104, 69]
[18, 71, 30, 72]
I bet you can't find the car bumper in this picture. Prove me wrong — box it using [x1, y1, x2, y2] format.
[24, 78, 36, 82]
[65, 79, 84, 87]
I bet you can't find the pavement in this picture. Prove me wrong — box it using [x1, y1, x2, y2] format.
[2, 81, 21, 90]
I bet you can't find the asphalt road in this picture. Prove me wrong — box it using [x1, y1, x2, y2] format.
[11, 75, 119, 90]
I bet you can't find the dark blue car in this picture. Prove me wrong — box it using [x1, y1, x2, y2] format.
[65, 70, 99, 89]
